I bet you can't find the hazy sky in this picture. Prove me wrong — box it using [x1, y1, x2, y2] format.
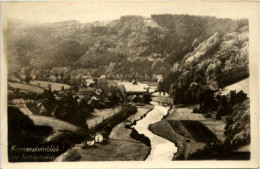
[2, 1, 257, 24]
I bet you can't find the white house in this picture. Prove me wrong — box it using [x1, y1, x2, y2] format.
[95, 133, 104, 143]
[86, 139, 95, 146]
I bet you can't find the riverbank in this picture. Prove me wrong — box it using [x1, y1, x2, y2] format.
[133, 102, 177, 161]
[58, 104, 153, 161]
[149, 105, 226, 160]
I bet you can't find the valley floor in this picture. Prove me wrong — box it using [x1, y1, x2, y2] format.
[59, 105, 153, 161]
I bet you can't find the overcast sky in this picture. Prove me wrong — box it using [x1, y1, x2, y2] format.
[2, 1, 257, 24]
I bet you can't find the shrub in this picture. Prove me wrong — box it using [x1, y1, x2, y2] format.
[130, 128, 151, 146]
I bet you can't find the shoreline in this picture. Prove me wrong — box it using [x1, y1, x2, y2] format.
[130, 104, 154, 160]
[147, 104, 185, 160]
[133, 102, 176, 161]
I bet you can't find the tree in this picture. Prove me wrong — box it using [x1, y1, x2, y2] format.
[55, 73, 59, 78]
[47, 84, 52, 90]
[25, 75, 31, 84]
[64, 74, 71, 84]
[60, 72, 64, 79]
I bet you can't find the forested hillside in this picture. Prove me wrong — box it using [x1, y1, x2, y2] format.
[6, 15, 248, 83]
[159, 22, 249, 104]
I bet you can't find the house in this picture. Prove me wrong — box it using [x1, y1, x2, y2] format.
[99, 75, 107, 79]
[39, 106, 47, 115]
[85, 79, 96, 87]
[125, 119, 132, 129]
[91, 96, 101, 101]
[95, 88, 103, 95]
[86, 139, 95, 146]
[132, 79, 137, 85]
[31, 75, 36, 80]
[95, 133, 104, 143]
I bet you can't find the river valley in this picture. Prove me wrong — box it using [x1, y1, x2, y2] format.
[133, 101, 177, 161]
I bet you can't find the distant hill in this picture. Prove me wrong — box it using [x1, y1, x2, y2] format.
[5, 14, 248, 82]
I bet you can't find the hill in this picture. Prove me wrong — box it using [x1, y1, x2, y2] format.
[5, 15, 248, 82]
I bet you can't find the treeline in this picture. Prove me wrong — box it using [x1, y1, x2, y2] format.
[193, 90, 247, 119]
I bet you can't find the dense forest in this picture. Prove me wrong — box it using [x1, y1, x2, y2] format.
[6, 15, 248, 82]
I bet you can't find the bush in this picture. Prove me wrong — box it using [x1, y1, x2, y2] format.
[130, 128, 151, 146]
[26, 102, 39, 114]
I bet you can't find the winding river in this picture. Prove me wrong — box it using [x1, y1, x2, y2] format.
[133, 101, 177, 161]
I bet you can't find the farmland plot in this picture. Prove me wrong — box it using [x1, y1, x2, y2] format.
[30, 80, 71, 91]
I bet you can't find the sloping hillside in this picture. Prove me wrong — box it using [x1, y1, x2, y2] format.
[221, 78, 249, 97]
[159, 23, 249, 104]
[5, 15, 248, 81]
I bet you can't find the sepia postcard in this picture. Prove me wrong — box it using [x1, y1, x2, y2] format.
[1, 1, 259, 168]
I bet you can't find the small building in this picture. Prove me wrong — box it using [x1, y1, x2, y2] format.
[31, 75, 36, 80]
[125, 119, 132, 129]
[54, 95, 62, 100]
[95, 88, 103, 95]
[85, 79, 96, 87]
[95, 133, 104, 143]
[99, 75, 107, 79]
[86, 139, 95, 146]
[132, 79, 137, 85]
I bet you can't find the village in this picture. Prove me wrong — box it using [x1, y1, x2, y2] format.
[7, 71, 170, 154]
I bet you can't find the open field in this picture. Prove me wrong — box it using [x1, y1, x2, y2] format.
[166, 107, 226, 142]
[17, 104, 77, 131]
[221, 78, 249, 97]
[168, 120, 192, 139]
[15, 104, 78, 141]
[176, 120, 218, 142]
[117, 81, 149, 92]
[63, 139, 150, 161]
[30, 80, 71, 91]
[87, 107, 121, 129]
[149, 120, 205, 160]
[8, 82, 44, 93]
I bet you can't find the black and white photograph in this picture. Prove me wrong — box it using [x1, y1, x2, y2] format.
[1, 1, 259, 168]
